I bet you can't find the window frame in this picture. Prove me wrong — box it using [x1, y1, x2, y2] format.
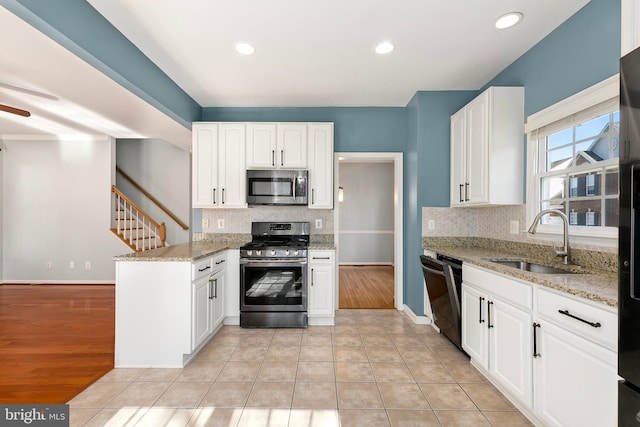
[525, 75, 620, 248]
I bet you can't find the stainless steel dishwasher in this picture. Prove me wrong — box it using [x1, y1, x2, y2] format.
[420, 254, 465, 352]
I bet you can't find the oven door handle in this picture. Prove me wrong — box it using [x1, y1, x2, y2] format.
[239, 258, 308, 265]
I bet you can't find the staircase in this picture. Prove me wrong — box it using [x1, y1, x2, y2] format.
[111, 185, 166, 252]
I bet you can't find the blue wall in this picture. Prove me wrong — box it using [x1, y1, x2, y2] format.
[0, 0, 201, 128]
[482, 0, 620, 116]
[403, 91, 476, 314]
[202, 107, 406, 152]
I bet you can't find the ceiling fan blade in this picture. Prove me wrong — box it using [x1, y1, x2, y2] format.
[0, 104, 31, 117]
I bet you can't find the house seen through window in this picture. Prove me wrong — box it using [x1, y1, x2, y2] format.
[534, 105, 619, 229]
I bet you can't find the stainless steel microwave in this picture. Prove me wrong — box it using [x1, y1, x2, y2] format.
[246, 170, 308, 205]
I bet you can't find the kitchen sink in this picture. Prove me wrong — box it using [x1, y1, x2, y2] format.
[488, 259, 578, 274]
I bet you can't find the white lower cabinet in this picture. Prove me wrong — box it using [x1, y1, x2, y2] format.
[534, 319, 617, 427]
[192, 275, 211, 350]
[461, 265, 618, 427]
[116, 251, 228, 368]
[461, 267, 533, 409]
[224, 249, 240, 325]
[308, 250, 335, 325]
[533, 288, 617, 427]
[191, 253, 226, 351]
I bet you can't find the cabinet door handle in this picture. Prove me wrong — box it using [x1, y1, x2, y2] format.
[214, 279, 218, 299]
[209, 278, 214, 300]
[281, 150, 284, 167]
[459, 184, 464, 203]
[533, 322, 541, 357]
[487, 300, 494, 328]
[272, 150, 275, 166]
[311, 268, 314, 286]
[465, 182, 469, 202]
[222, 188, 225, 204]
[213, 188, 216, 204]
[479, 296, 485, 323]
[558, 309, 601, 328]
[312, 188, 315, 205]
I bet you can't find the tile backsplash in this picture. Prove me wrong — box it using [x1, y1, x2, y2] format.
[422, 205, 616, 254]
[200, 206, 334, 235]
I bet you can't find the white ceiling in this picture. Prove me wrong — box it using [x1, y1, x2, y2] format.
[89, 0, 590, 107]
[0, 7, 191, 148]
[0, 1, 590, 143]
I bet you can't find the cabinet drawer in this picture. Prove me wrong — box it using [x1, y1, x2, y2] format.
[309, 251, 334, 264]
[193, 257, 213, 280]
[463, 265, 532, 310]
[536, 287, 617, 351]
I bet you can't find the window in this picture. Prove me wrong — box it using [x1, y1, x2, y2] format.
[526, 76, 619, 242]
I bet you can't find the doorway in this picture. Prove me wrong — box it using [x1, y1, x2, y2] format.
[334, 153, 403, 310]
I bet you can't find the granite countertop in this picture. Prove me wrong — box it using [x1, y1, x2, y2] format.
[113, 241, 244, 262]
[114, 239, 335, 262]
[424, 243, 618, 309]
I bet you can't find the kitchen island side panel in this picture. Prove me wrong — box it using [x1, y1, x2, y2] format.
[115, 261, 192, 368]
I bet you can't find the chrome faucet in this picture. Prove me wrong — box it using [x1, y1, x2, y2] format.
[527, 209, 570, 265]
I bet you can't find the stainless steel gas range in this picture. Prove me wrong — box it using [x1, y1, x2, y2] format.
[239, 222, 310, 328]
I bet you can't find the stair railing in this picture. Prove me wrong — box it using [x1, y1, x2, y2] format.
[116, 166, 189, 230]
[111, 185, 166, 252]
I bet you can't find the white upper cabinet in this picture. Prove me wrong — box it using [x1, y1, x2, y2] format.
[450, 86, 524, 207]
[195, 121, 333, 209]
[277, 123, 307, 168]
[308, 123, 334, 209]
[246, 123, 277, 168]
[246, 123, 307, 169]
[192, 122, 247, 208]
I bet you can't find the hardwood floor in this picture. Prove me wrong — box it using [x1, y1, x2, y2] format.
[339, 265, 394, 309]
[0, 284, 115, 404]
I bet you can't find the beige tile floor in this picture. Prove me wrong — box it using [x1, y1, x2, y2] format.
[68, 309, 534, 427]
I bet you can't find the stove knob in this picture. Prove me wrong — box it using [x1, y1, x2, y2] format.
[246, 250, 252, 256]
[294, 250, 299, 256]
[256, 250, 262, 256]
[270, 250, 276, 256]
[285, 250, 290, 256]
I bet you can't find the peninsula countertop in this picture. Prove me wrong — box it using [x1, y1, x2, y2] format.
[113, 241, 336, 263]
[424, 243, 618, 309]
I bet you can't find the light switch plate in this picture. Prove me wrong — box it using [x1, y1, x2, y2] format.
[428, 220, 435, 230]
[315, 219, 322, 229]
[510, 220, 519, 234]
[217, 219, 225, 229]
[202, 218, 209, 228]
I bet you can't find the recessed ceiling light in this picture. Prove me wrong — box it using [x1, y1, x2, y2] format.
[375, 42, 394, 55]
[494, 12, 523, 29]
[235, 43, 255, 55]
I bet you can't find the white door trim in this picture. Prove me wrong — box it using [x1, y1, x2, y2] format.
[333, 152, 404, 311]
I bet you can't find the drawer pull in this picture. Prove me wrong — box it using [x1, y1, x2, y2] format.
[558, 309, 601, 328]
[198, 265, 211, 272]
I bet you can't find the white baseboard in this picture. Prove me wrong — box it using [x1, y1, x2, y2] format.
[223, 316, 240, 326]
[308, 317, 335, 326]
[403, 304, 431, 325]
